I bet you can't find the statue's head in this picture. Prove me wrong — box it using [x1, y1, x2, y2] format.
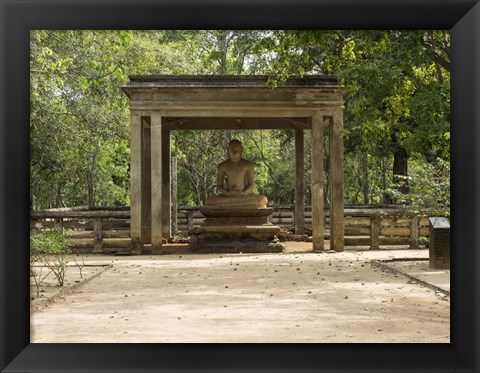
[227, 139, 243, 162]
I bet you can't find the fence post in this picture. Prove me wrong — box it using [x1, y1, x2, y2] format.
[187, 210, 194, 232]
[93, 218, 103, 253]
[291, 205, 296, 229]
[370, 213, 380, 250]
[54, 217, 63, 229]
[410, 215, 419, 249]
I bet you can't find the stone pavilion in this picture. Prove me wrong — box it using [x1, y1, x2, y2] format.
[121, 75, 345, 254]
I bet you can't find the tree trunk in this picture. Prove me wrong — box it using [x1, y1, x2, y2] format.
[55, 184, 63, 208]
[384, 127, 409, 204]
[384, 145, 409, 204]
[393, 147, 409, 194]
[222, 130, 232, 159]
[360, 150, 370, 205]
[217, 31, 229, 74]
[381, 157, 389, 204]
[87, 141, 101, 209]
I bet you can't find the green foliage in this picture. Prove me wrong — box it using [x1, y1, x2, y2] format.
[30, 228, 70, 255]
[417, 236, 430, 246]
[30, 30, 450, 213]
[172, 130, 225, 205]
[31, 31, 130, 208]
[30, 228, 71, 286]
[94, 140, 131, 206]
[393, 158, 450, 216]
[245, 30, 450, 210]
[239, 130, 297, 204]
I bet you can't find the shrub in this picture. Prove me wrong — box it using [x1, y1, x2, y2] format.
[30, 228, 71, 287]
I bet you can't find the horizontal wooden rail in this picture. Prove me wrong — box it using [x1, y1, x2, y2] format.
[30, 206, 442, 253]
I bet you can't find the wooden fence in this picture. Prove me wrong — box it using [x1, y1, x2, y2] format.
[30, 206, 434, 253]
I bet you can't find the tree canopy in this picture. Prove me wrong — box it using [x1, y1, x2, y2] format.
[30, 30, 450, 213]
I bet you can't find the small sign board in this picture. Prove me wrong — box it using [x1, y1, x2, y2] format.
[428, 217, 450, 229]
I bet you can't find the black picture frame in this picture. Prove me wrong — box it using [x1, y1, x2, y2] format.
[1, 1, 479, 372]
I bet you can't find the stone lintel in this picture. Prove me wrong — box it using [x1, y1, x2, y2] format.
[123, 75, 339, 90]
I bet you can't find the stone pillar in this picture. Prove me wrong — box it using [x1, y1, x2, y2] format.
[311, 114, 325, 252]
[150, 112, 163, 252]
[295, 128, 305, 235]
[130, 111, 143, 254]
[329, 111, 344, 252]
[171, 157, 178, 235]
[141, 117, 152, 244]
[162, 129, 171, 239]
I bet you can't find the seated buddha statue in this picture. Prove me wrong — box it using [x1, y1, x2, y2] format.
[204, 139, 267, 209]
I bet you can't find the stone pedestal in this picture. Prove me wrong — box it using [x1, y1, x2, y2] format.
[200, 206, 273, 225]
[428, 217, 450, 269]
[190, 207, 284, 253]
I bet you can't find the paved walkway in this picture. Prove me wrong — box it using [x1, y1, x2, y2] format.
[30, 247, 450, 343]
[375, 259, 450, 294]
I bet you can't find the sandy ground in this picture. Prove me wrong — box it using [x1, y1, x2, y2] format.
[30, 246, 450, 343]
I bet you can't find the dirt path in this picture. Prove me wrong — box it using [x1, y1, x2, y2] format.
[30, 249, 449, 343]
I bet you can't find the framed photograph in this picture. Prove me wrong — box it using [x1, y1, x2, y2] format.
[1, 0, 479, 372]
